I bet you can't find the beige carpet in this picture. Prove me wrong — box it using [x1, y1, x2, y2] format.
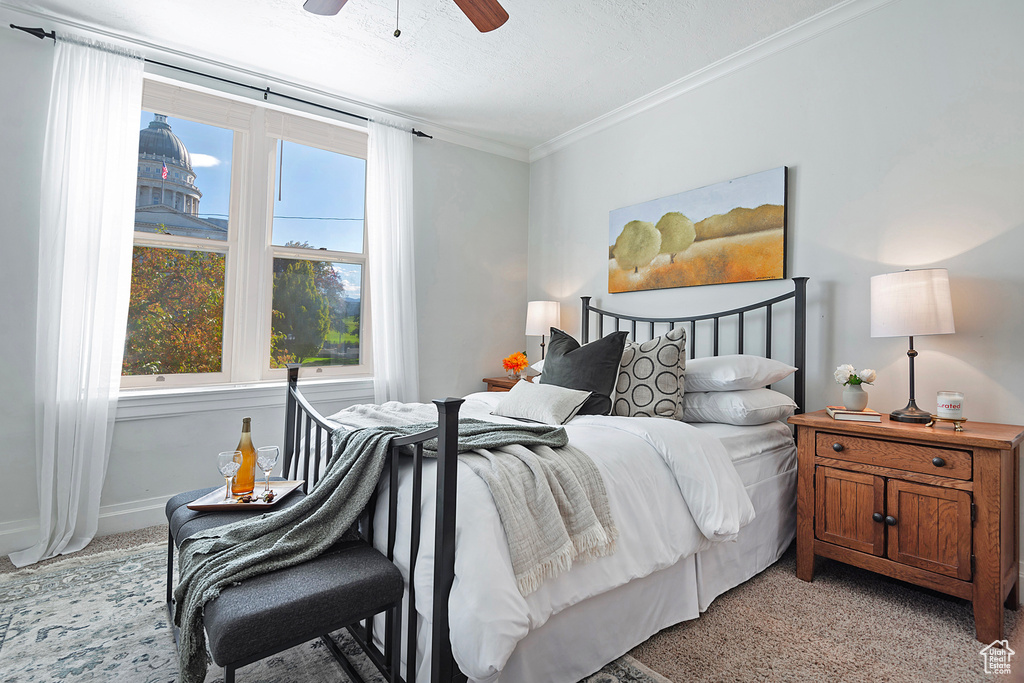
[0, 524, 166, 575]
[4, 530, 1019, 681]
[630, 548, 1019, 682]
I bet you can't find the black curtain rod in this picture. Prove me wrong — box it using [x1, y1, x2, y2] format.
[9, 23, 433, 139]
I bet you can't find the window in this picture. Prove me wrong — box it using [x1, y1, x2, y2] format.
[269, 139, 366, 371]
[121, 81, 370, 388]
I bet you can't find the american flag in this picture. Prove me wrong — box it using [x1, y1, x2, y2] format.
[161, 162, 168, 180]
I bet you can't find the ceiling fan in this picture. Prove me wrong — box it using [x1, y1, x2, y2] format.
[303, 0, 509, 33]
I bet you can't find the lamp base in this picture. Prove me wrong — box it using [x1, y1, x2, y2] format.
[890, 399, 933, 424]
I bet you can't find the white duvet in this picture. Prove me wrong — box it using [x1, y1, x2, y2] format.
[343, 392, 756, 682]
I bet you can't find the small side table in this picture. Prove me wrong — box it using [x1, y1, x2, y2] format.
[788, 410, 1023, 644]
[482, 376, 533, 392]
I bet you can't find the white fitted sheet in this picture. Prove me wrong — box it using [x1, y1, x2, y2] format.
[691, 420, 796, 485]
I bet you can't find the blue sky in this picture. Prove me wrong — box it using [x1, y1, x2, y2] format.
[609, 166, 785, 245]
[140, 111, 366, 299]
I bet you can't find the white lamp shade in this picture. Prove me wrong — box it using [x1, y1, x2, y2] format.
[525, 301, 560, 336]
[870, 268, 955, 338]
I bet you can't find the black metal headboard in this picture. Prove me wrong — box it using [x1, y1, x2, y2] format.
[581, 277, 808, 414]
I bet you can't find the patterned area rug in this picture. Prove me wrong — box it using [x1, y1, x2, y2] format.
[0, 543, 667, 683]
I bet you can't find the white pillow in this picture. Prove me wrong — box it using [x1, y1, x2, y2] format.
[681, 388, 797, 426]
[491, 380, 591, 425]
[685, 354, 797, 392]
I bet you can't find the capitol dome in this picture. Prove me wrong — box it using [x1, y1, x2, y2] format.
[139, 114, 192, 170]
[135, 113, 227, 241]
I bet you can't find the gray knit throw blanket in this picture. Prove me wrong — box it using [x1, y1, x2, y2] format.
[173, 417, 615, 683]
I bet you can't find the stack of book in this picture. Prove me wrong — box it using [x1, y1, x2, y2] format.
[825, 406, 882, 422]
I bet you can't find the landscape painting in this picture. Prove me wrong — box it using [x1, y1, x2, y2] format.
[608, 167, 787, 292]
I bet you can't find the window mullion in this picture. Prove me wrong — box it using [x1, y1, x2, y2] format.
[228, 108, 273, 383]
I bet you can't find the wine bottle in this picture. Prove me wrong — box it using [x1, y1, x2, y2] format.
[231, 417, 257, 496]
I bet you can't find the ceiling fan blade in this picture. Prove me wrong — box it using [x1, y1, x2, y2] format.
[303, 0, 350, 16]
[452, 0, 509, 32]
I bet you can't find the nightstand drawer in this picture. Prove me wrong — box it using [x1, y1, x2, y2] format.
[815, 432, 972, 480]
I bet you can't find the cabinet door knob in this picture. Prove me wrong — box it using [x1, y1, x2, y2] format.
[872, 512, 884, 523]
[885, 515, 897, 526]
[832, 442, 844, 452]
[932, 456, 945, 467]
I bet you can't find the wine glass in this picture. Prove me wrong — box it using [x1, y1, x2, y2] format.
[256, 446, 280, 494]
[217, 450, 242, 502]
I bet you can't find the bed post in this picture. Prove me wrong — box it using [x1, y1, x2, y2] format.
[283, 364, 300, 478]
[793, 277, 808, 415]
[581, 296, 592, 344]
[432, 397, 464, 682]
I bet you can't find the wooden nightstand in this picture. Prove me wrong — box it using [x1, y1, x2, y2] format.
[789, 411, 1023, 643]
[482, 376, 533, 392]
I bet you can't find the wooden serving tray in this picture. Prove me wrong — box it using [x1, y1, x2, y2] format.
[187, 480, 304, 511]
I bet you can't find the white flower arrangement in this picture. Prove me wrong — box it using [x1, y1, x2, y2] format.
[835, 364, 876, 386]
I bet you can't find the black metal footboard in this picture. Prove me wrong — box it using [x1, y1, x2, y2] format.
[282, 365, 466, 683]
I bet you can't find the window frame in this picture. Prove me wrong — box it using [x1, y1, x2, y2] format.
[121, 79, 371, 390]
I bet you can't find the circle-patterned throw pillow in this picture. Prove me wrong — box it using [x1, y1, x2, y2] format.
[613, 327, 685, 418]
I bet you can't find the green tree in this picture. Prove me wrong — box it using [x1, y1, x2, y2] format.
[273, 259, 331, 363]
[656, 212, 696, 264]
[612, 220, 661, 273]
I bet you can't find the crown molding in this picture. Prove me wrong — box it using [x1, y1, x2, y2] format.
[1, 2, 530, 162]
[528, 0, 900, 163]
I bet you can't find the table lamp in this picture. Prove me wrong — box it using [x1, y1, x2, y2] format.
[870, 268, 955, 423]
[525, 301, 560, 360]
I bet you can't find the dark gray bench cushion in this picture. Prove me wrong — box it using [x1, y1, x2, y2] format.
[203, 541, 404, 666]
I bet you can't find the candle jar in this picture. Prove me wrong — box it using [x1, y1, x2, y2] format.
[936, 391, 964, 420]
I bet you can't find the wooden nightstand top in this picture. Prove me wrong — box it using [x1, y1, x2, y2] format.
[789, 410, 1024, 450]
[482, 376, 534, 392]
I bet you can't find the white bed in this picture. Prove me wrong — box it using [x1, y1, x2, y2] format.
[353, 393, 798, 683]
[282, 279, 809, 683]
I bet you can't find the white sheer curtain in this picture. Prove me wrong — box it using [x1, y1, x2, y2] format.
[366, 120, 420, 403]
[10, 36, 143, 567]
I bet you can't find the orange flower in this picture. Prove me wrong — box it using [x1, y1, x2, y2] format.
[502, 351, 529, 373]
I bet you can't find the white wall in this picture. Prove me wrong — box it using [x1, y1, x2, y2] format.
[0, 25, 529, 554]
[0, 24, 51, 551]
[528, 0, 1024, 426]
[414, 138, 530, 401]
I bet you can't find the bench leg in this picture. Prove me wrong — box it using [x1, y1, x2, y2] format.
[224, 665, 235, 683]
[166, 528, 174, 606]
[321, 634, 369, 683]
[390, 606, 401, 683]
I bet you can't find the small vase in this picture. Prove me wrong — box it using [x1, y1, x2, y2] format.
[843, 384, 869, 411]
[506, 370, 521, 381]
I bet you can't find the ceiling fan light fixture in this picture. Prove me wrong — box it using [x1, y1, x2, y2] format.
[303, 0, 350, 16]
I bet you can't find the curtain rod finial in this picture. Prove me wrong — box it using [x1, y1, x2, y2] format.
[10, 24, 56, 41]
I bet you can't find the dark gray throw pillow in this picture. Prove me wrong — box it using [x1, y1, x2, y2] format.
[539, 328, 629, 415]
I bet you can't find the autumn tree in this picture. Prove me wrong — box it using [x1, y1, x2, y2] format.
[656, 212, 696, 264]
[612, 220, 661, 273]
[123, 247, 225, 375]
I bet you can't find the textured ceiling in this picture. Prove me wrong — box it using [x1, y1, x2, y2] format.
[5, 0, 845, 151]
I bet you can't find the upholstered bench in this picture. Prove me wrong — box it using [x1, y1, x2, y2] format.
[165, 486, 404, 683]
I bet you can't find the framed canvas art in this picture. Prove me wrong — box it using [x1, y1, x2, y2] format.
[608, 167, 787, 293]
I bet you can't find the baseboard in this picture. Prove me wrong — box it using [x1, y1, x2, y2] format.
[0, 495, 171, 557]
[0, 518, 41, 557]
[96, 495, 169, 537]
